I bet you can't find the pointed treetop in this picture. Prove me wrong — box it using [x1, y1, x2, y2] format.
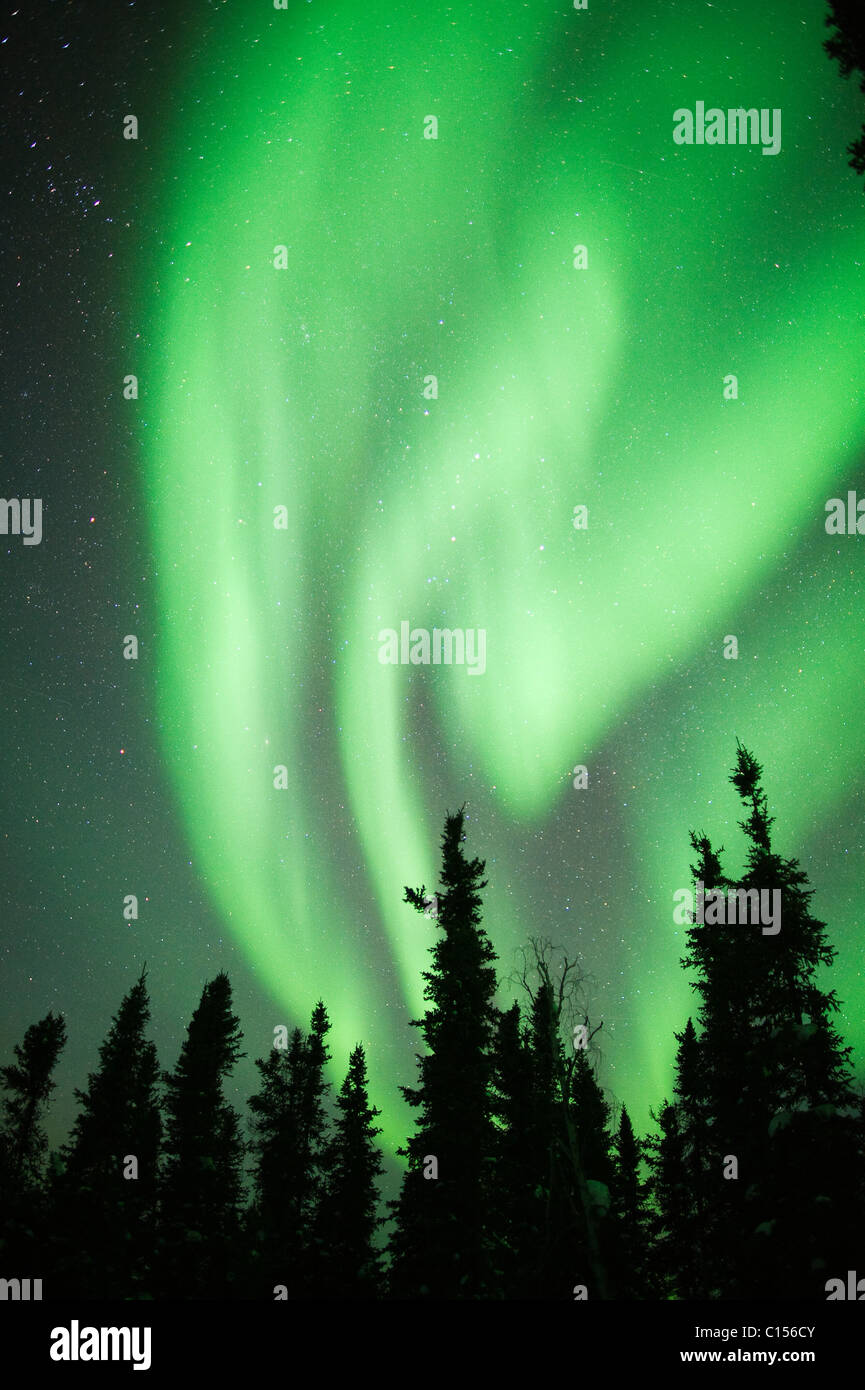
[729, 740, 762, 799]
[729, 742, 774, 854]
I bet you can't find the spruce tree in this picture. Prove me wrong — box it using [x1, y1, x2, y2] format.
[487, 1002, 542, 1298]
[246, 1003, 332, 1297]
[0, 1011, 67, 1192]
[247, 1024, 305, 1295]
[824, 2, 865, 181]
[566, 1032, 613, 1298]
[313, 1044, 385, 1297]
[0, 1011, 67, 1274]
[677, 828, 752, 1294]
[159, 972, 245, 1298]
[645, 1098, 704, 1299]
[513, 943, 612, 1299]
[50, 971, 161, 1297]
[645, 1018, 713, 1298]
[727, 746, 861, 1295]
[673, 1017, 714, 1295]
[608, 1106, 652, 1297]
[388, 808, 500, 1298]
[674, 744, 862, 1296]
[571, 1046, 614, 1192]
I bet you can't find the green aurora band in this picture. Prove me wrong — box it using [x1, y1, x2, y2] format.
[143, 0, 865, 1147]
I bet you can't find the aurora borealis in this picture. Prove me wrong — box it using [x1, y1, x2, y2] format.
[3, 0, 865, 1164]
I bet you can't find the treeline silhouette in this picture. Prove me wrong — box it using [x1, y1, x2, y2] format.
[825, 1, 865, 185]
[1, 744, 864, 1299]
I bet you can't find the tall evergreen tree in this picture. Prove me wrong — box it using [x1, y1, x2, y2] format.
[673, 744, 862, 1296]
[0, 1011, 67, 1273]
[246, 1002, 333, 1298]
[571, 1046, 614, 1191]
[487, 1002, 542, 1298]
[528, 978, 574, 1296]
[729, 746, 861, 1294]
[676, 829, 749, 1295]
[0, 1011, 67, 1188]
[645, 1018, 714, 1297]
[388, 808, 500, 1298]
[566, 1031, 613, 1299]
[824, 2, 865, 183]
[675, 1017, 714, 1294]
[511, 943, 612, 1299]
[645, 1100, 693, 1299]
[608, 1105, 652, 1298]
[159, 972, 245, 1298]
[313, 1043, 385, 1298]
[49, 971, 162, 1297]
[527, 982, 598, 1297]
[247, 1024, 306, 1295]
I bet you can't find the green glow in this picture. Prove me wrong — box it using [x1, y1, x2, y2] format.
[143, 0, 865, 1142]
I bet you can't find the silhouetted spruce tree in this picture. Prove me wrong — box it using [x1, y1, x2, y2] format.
[645, 1101, 694, 1299]
[0, 1011, 67, 1274]
[516, 942, 611, 1299]
[527, 979, 576, 1296]
[246, 1003, 332, 1298]
[487, 1001, 543, 1297]
[824, 2, 865, 182]
[673, 1020, 712, 1236]
[158, 972, 245, 1298]
[671, 1017, 714, 1295]
[568, 1038, 614, 1297]
[645, 1017, 713, 1298]
[678, 744, 862, 1296]
[729, 746, 860, 1295]
[677, 828, 752, 1295]
[49, 970, 162, 1298]
[312, 1043, 385, 1297]
[571, 1046, 614, 1190]
[247, 1025, 304, 1294]
[388, 808, 499, 1298]
[301, 1000, 333, 1293]
[607, 1105, 652, 1298]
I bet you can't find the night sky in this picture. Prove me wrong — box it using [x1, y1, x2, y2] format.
[2, 0, 864, 1174]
